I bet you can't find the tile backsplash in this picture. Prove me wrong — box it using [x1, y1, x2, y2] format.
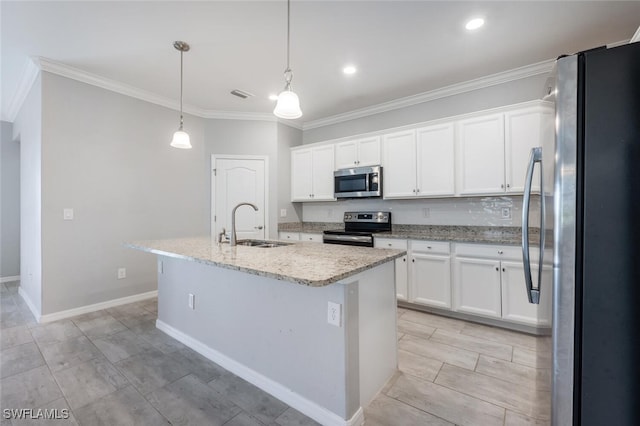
[302, 195, 542, 227]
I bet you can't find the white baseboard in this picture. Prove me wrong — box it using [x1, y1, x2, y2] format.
[18, 286, 41, 322]
[37, 290, 158, 323]
[1, 275, 20, 284]
[156, 320, 364, 426]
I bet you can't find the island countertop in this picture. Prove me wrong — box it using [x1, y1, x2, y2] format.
[127, 236, 405, 287]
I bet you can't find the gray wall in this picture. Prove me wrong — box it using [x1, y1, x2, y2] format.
[1, 121, 20, 278]
[276, 123, 303, 223]
[13, 76, 42, 312]
[39, 72, 209, 315]
[303, 74, 548, 144]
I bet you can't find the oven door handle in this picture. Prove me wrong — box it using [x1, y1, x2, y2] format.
[323, 234, 372, 244]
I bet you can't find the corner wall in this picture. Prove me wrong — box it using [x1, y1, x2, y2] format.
[1, 121, 20, 279]
[39, 72, 209, 315]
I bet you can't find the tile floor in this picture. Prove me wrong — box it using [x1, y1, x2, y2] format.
[1, 281, 551, 426]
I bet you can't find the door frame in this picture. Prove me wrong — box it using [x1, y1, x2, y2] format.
[211, 154, 270, 239]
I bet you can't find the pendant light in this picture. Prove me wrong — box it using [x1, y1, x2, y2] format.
[170, 41, 192, 149]
[273, 0, 302, 119]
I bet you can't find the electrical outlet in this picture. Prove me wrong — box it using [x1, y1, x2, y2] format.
[63, 208, 74, 220]
[327, 302, 342, 327]
[117, 268, 126, 279]
[501, 207, 512, 219]
[280, 209, 287, 217]
[188, 293, 195, 309]
[422, 207, 431, 218]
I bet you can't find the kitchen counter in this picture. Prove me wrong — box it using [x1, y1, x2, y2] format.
[278, 222, 543, 245]
[128, 236, 399, 425]
[127, 236, 404, 287]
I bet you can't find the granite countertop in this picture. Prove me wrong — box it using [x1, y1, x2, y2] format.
[127, 237, 405, 287]
[278, 223, 544, 245]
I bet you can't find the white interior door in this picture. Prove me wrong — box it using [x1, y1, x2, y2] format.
[213, 156, 266, 241]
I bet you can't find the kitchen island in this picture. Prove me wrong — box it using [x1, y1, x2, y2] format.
[127, 237, 405, 426]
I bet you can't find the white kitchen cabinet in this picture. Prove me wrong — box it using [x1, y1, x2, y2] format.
[501, 261, 552, 326]
[374, 238, 409, 301]
[335, 136, 381, 169]
[453, 256, 502, 318]
[291, 145, 335, 202]
[457, 105, 554, 196]
[278, 232, 300, 241]
[382, 130, 417, 198]
[456, 113, 506, 195]
[410, 241, 451, 309]
[416, 123, 456, 197]
[453, 243, 551, 325]
[299, 232, 323, 243]
[383, 123, 455, 199]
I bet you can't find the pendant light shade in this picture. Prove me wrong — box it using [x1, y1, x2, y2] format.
[274, 0, 302, 119]
[171, 41, 192, 149]
[170, 130, 191, 149]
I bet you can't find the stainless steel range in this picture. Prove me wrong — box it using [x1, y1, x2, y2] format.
[322, 211, 391, 247]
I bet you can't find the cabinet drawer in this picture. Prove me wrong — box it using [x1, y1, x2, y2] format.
[299, 233, 323, 243]
[374, 238, 408, 250]
[410, 240, 450, 255]
[454, 243, 521, 260]
[279, 232, 300, 241]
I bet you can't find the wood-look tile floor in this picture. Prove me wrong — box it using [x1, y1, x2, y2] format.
[366, 307, 552, 426]
[1, 281, 551, 426]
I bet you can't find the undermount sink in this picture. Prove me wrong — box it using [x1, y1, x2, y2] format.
[236, 240, 292, 248]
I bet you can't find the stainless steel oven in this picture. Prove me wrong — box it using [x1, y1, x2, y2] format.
[334, 166, 382, 199]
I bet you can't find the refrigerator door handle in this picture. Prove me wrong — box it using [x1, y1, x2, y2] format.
[522, 147, 544, 304]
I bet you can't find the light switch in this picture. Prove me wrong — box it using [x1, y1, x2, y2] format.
[63, 208, 74, 220]
[280, 209, 287, 217]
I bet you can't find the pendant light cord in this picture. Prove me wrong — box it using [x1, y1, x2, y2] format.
[286, 0, 290, 71]
[179, 49, 184, 130]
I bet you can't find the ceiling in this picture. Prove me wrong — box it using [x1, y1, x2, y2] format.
[2, 1, 639, 126]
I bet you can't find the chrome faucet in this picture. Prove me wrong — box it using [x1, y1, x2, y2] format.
[230, 202, 259, 246]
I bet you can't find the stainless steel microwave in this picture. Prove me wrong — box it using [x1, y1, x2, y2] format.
[334, 166, 382, 199]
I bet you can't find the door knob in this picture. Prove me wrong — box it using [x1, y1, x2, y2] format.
[255, 226, 264, 230]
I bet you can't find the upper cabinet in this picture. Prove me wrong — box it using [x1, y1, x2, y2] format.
[291, 145, 335, 202]
[291, 101, 554, 203]
[382, 123, 455, 199]
[456, 104, 553, 196]
[335, 136, 381, 169]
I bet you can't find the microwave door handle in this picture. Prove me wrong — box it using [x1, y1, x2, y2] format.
[365, 174, 370, 192]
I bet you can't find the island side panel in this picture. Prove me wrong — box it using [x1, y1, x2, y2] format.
[156, 255, 352, 420]
[355, 261, 398, 407]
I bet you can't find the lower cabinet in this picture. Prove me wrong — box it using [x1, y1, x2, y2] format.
[279, 232, 301, 241]
[374, 238, 409, 301]
[410, 241, 451, 309]
[452, 243, 551, 326]
[278, 231, 322, 242]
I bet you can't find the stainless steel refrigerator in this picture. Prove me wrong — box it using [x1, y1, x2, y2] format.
[522, 42, 640, 425]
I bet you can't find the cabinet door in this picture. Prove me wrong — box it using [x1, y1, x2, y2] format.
[501, 261, 552, 326]
[382, 130, 417, 198]
[456, 114, 506, 195]
[299, 232, 323, 243]
[311, 145, 336, 201]
[505, 107, 543, 193]
[357, 136, 381, 167]
[416, 123, 455, 197]
[335, 140, 359, 170]
[396, 256, 409, 301]
[279, 232, 300, 241]
[453, 257, 502, 318]
[411, 253, 451, 309]
[291, 148, 313, 201]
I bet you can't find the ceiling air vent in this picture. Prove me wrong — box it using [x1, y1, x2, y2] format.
[230, 89, 255, 99]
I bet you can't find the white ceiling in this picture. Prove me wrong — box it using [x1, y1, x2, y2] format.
[2, 1, 639, 126]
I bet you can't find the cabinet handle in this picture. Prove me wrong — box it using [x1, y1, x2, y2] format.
[403, 258, 406, 262]
[503, 267, 506, 272]
[427, 246, 432, 249]
[498, 250, 503, 254]
[388, 243, 392, 247]
[412, 259, 415, 263]
[507, 184, 510, 188]
[496, 267, 499, 271]
[501, 184, 505, 189]
[416, 189, 420, 193]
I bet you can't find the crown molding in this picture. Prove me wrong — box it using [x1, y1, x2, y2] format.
[302, 58, 556, 131]
[3, 58, 41, 122]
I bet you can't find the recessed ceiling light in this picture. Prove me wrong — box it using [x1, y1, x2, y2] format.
[269, 94, 279, 101]
[343, 65, 357, 75]
[465, 18, 485, 31]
